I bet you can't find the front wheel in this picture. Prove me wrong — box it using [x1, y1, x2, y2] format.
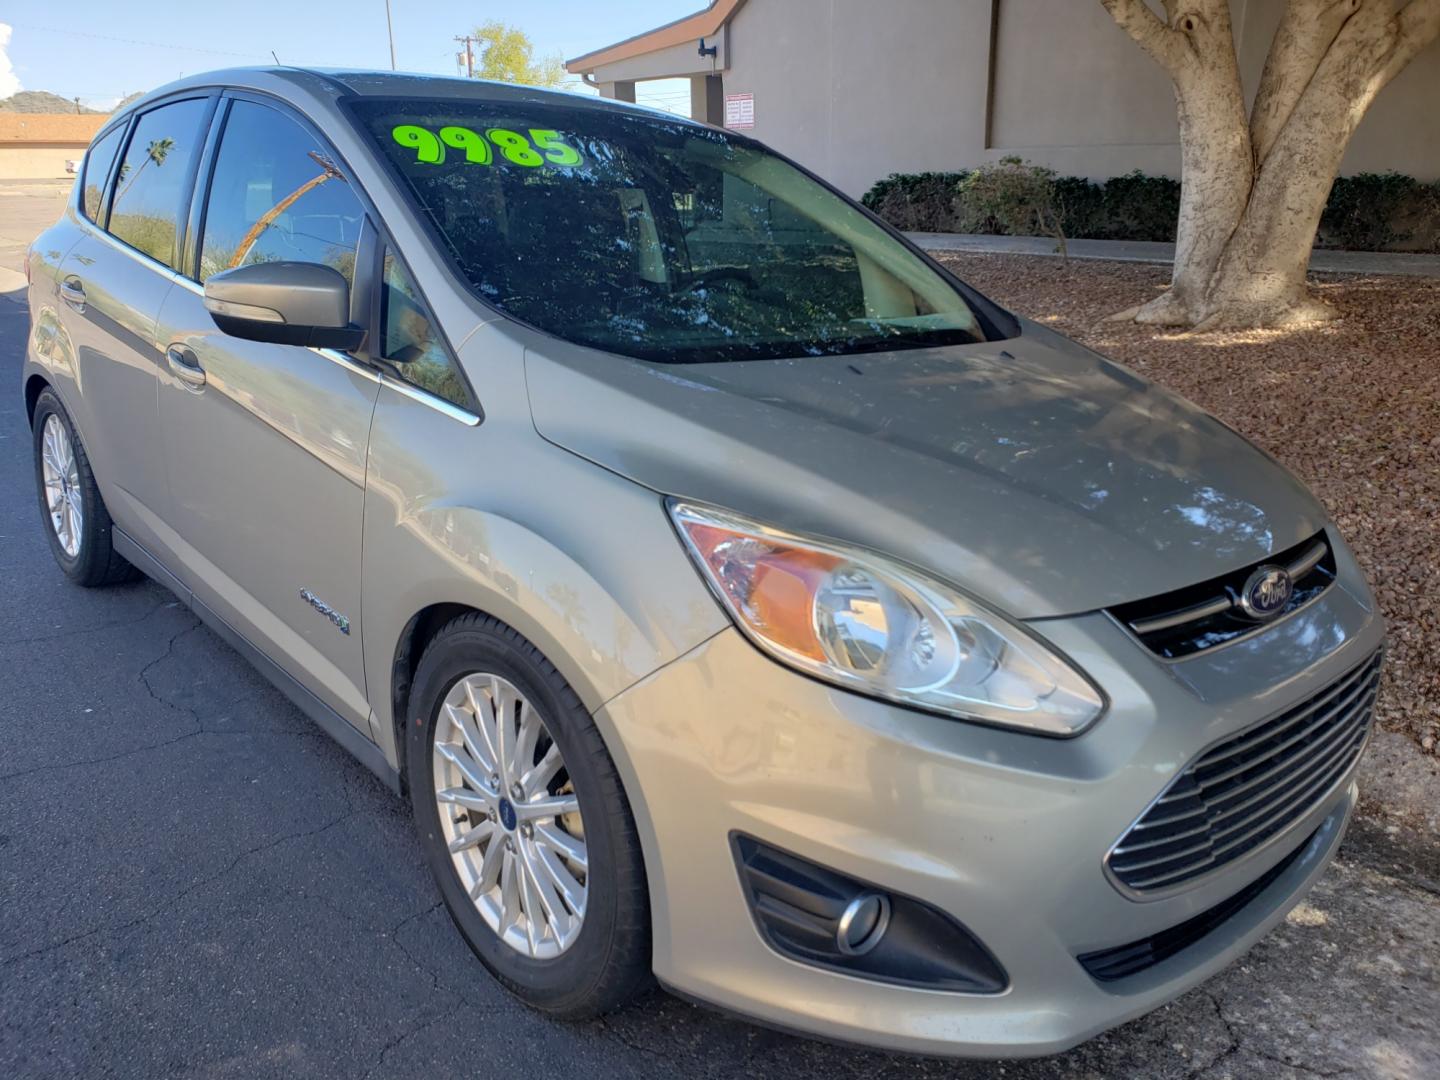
[31, 388, 139, 587]
[406, 613, 651, 1018]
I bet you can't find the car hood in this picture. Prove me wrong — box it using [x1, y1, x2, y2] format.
[523, 320, 1328, 618]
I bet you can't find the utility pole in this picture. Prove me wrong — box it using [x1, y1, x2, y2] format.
[454, 35, 475, 78]
[384, 0, 397, 71]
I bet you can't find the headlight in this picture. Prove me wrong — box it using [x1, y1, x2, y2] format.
[669, 501, 1105, 736]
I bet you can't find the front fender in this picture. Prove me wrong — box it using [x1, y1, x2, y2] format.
[360, 384, 728, 771]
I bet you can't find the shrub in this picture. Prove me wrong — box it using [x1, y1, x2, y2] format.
[862, 171, 972, 232]
[954, 157, 1067, 256]
[1094, 171, 1181, 241]
[863, 166, 1437, 252]
[1319, 173, 1440, 252]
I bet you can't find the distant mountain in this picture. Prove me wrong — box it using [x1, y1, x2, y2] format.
[115, 91, 145, 110]
[0, 90, 101, 114]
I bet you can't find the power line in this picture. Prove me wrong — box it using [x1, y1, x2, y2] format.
[7, 22, 267, 59]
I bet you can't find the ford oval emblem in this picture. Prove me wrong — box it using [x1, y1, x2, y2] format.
[1239, 565, 1293, 620]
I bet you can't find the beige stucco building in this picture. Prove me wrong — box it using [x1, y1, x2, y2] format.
[568, 0, 1440, 197]
[0, 114, 110, 179]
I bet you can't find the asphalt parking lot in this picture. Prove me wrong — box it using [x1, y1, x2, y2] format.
[2, 183, 1438, 1078]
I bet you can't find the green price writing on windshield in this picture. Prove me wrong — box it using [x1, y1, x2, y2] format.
[390, 125, 582, 168]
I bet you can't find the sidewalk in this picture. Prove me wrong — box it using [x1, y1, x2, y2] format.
[907, 231, 1440, 278]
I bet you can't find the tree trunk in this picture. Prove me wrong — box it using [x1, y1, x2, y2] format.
[1103, 0, 1253, 326]
[1102, 0, 1440, 330]
[1202, 0, 1433, 326]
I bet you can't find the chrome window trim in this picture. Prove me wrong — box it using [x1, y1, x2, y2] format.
[86, 219, 188, 288]
[378, 372, 481, 426]
[313, 348, 381, 385]
[79, 196, 479, 428]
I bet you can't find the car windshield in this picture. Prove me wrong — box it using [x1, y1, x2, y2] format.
[354, 97, 990, 364]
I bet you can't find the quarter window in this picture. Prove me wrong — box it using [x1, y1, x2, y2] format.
[81, 125, 125, 223]
[381, 253, 470, 410]
[199, 100, 364, 286]
[108, 98, 210, 269]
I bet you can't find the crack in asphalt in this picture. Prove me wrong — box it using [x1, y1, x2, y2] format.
[136, 618, 206, 722]
[592, 1014, 677, 1067]
[361, 1007, 459, 1080]
[0, 594, 173, 647]
[1195, 990, 1242, 1079]
[0, 811, 355, 967]
[1201, 990, 1357, 1079]
[0, 617, 335, 783]
[385, 901, 492, 1010]
[0, 703, 327, 783]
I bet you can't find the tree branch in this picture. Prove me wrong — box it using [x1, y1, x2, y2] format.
[1250, 0, 1361, 166]
[1101, 0, 1191, 72]
[1383, 0, 1440, 81]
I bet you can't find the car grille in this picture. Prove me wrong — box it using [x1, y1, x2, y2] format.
[1081, 823, 1317, 981]
[1108, 532, 1336, 659]
[1106, 650, 1382, 897]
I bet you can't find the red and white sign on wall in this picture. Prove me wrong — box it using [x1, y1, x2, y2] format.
[723, 92, 755, 129]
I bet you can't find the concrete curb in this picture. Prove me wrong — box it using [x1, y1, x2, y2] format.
[908, 232, 1440, 278]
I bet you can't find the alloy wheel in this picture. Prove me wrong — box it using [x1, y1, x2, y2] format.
[432, 672, 589, 959]
[40, 414, 82, 558]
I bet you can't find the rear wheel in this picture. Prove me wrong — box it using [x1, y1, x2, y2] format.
[406, 613, 651, 1017]
[31, 389, 138, 587]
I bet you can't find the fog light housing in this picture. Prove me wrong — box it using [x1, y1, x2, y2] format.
[731, 834, 1007, 993]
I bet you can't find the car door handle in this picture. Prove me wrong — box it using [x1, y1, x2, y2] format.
[166, 345, 207, 390]
[59, 277, 85, 311]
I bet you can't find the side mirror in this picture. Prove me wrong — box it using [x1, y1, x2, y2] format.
[203, 262, 365, 351]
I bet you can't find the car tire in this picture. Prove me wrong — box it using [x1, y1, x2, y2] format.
[31, 388, 140, 588]
[406, 612, 652, 1018]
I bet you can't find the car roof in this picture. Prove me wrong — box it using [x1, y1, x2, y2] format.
[111, 66, 697, 127]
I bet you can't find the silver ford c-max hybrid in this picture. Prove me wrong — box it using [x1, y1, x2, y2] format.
[22, 68, 1384, 1058]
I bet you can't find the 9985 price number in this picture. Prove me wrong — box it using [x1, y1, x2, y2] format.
[391, 125, 582, 168]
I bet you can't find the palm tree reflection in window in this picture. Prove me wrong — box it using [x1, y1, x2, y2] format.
[229, 152, 346, 270]
[112, 137, 174, 203]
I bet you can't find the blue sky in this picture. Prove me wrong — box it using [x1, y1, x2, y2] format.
[0, 1, 696, 110]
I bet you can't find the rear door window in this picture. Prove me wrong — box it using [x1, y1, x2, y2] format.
[108, 98, 210, 269]
[198, 100, 364, 286]
[81, 124, 125, 224]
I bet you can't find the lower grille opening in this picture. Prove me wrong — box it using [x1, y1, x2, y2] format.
[1079, 824, 1319, 982]
[731, 834, 1008, 993]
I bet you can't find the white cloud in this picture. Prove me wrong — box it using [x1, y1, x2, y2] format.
[0, 24, 21, 98]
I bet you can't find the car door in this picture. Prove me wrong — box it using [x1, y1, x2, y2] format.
[154, 94, 379, 732]
[54, 97, 214, 556]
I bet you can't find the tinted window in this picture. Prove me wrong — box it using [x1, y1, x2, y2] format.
[108, 98, 210, 269]
[381, 252, 470, 409]
[81, 125, 125, 223]
[199, 100, 363, 285]
[356, 100, 985, 364]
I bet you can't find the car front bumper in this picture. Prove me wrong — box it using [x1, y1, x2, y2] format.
[596, 537, 1384, 1059]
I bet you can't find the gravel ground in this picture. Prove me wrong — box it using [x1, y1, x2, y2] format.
[933, 254, 1440, 756]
